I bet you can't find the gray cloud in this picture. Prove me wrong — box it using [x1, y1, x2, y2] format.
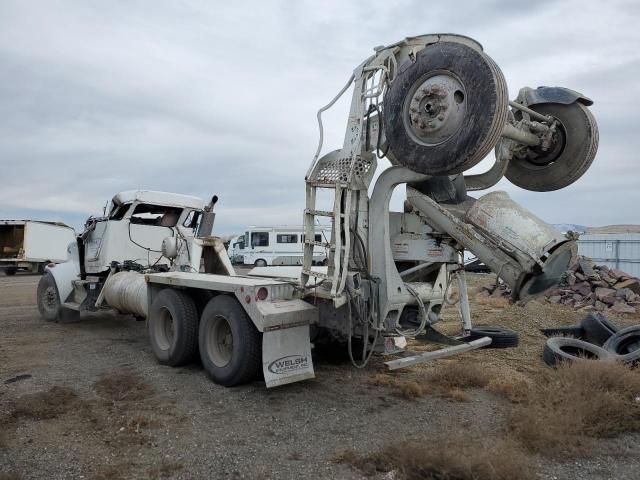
[0, 0, 638, 234]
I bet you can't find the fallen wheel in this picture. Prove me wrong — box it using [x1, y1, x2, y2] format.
[543, 337, 611, 367]
[148, 289, 199, 366]
[199, 295, 261, 387]
[383, 41, 509, 175]
[580, 312, 617, 346]
[505, 102, 599, 191]
[603, 325, 640, 365]
[464, 325, 519, 348]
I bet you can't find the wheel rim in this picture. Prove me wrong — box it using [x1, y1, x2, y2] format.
[155, 307, 175, 350]
[42, 286, 58, 312]
[403, 70, 467, 146]
[206, 315, 233, 367]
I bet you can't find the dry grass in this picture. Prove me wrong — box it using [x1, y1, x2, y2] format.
[475, 293, 510, 308]
[509, 360, 640, 456]
[367, 362, 492, 401]
[486, 377, 530, 404]
[95, 372, 155, 402]
[424, 361, 491, 390]
[10, 386, 78, 420]
[334, 435, 535, 480]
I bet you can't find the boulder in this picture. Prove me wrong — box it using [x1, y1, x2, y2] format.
[614, 278, 640, 294]
[611, 302, 636, 314]
[595, 287, 616, 300]
[575, 282, 592, 297]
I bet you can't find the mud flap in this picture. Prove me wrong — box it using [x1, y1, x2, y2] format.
[262, 324, 315, 388]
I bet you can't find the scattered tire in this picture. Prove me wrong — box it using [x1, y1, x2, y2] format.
[383, 41, 508, 175]
[580, 312, 617, 346]
[505, 102, 599, 191]
[543, 337, 612, 367]
[603, 325, 640, 365]
[254, 259, 267, 267]
[36, 272, 61, 321]
[148, 289, 199, 367]
[465, 325, 519, 348]
[199, 294, 261, 387]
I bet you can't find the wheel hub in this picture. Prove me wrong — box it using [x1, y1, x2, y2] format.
[208, 316, 233, 367]
[404, 72, 467, 145]
[44, 286, 57, 309]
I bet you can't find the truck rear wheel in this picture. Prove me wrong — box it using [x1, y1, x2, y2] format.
[5, 267, 17, 276]
[37, 272, 61, 321]
[148, 289, 199, 366]
[199, 295, 261, 387]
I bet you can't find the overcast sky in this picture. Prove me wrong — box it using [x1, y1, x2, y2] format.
[0, 0, 638, 235]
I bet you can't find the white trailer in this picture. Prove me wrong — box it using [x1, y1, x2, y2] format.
[0, 220, 76, 275]
[228, 226, 331, 267]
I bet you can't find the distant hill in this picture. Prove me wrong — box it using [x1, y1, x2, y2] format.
[585, 225, 640, 234]
[551, 224, 640, 235]
[552, 224, 589, 233]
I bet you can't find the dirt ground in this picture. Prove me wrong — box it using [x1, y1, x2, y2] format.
[1, 271, 639, 479]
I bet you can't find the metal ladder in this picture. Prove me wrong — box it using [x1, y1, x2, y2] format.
[302, 151, 374, 303]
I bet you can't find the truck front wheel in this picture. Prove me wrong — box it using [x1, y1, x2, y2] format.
[148, 289, 199, 366]
[37, 272, 61, 321]
[199, 295, 261, 387]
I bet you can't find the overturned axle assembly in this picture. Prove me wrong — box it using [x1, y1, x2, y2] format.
[303, 33, 599, 368]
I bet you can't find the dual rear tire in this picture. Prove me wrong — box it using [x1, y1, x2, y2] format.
[148, 290, 261, 386]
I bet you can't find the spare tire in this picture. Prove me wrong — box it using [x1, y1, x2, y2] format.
[383, 41, 508, 175]
[465, 325, 518, 348]
[603, 325, 640, 365]
[580, 312, 617, 346]
[505, 102, 598, 191]
[543, 337, 612, 367]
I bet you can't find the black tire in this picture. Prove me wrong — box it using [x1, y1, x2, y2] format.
[199, 295, 261, 387]
[254, 259, 267, 267]
[5, 267, 17, 276]
[505, 102, 598, 191]
[580, 312, 617, 346]
[603, 325, 640, 365]
[148, 289, 199, 367]
[543, 337, 611, 367]
[465, 325, 519, 348]
[383, 41, 508, 175]
[36, 272, 61, 321]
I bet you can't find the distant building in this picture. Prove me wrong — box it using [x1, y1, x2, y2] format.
[578, 226, 640, 277]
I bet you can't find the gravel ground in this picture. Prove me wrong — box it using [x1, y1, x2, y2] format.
[1, 272, 639, 479]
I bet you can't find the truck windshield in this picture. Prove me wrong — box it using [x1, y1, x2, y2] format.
[130, 204, 183, 227]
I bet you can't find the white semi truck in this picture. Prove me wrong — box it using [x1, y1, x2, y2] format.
[0, 220, 76, 275]
[38, 33, 599, 388]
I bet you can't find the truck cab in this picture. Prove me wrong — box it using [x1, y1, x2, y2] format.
[81, 190, 206, 274]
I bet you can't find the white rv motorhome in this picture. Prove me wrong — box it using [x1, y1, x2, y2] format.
[228, 226, 330, 266]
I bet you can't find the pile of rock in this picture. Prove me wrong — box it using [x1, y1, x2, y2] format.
[545, 257, 640, 314]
